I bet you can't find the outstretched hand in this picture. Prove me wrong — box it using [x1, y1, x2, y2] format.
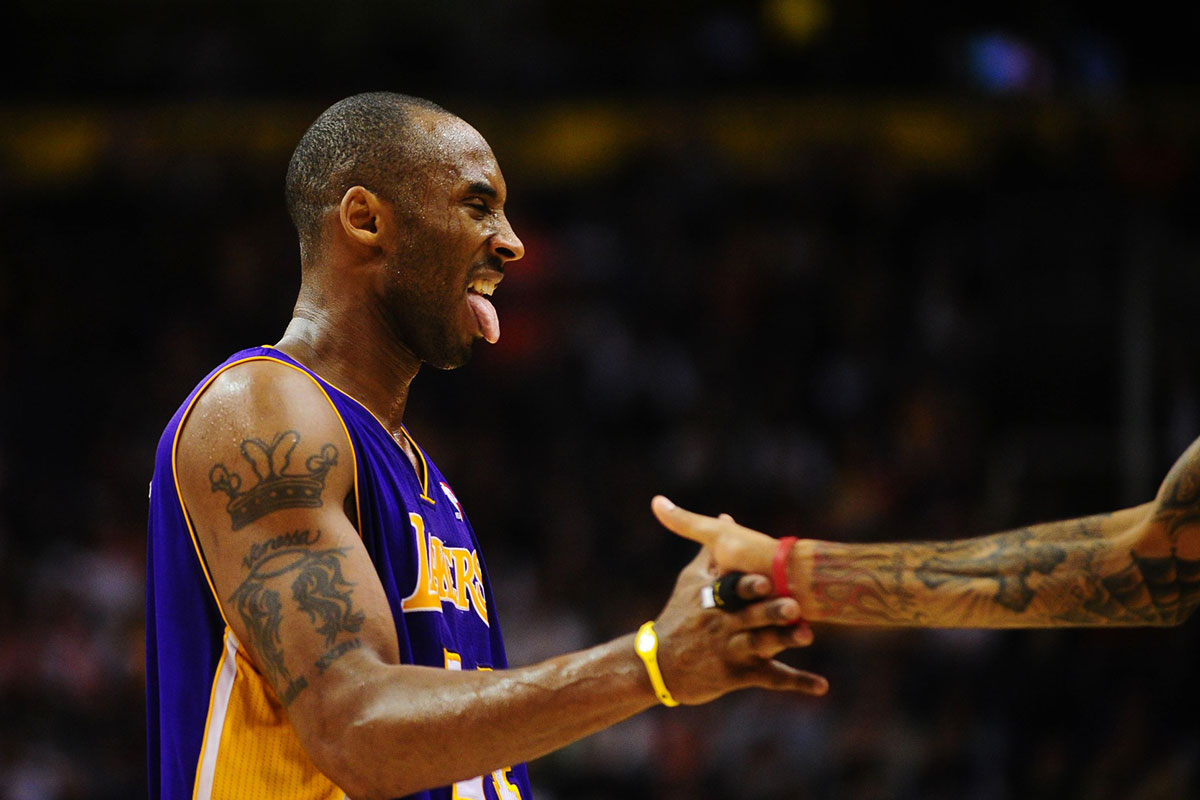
[652, 495, 781, 580]
[650, 545, 827, 704]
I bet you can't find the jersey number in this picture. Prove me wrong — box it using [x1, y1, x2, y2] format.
[445, 649, 523, 800]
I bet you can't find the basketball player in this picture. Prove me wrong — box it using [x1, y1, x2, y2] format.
[146, 92, 827, 800]
[652, 434, 1200, 627]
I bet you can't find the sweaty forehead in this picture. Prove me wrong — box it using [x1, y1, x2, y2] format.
[417, 113, 506, 198]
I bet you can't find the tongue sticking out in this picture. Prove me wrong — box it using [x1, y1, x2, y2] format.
[467, 292, 500, 344]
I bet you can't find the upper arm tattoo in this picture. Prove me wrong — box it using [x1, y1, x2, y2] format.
[209, 430, 339, 529]
[229, 528, 366, 706]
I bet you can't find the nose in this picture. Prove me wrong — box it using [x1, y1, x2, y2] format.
[490, 215, 525, 263]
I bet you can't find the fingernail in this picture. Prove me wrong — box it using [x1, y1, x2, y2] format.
[657, 496, 676, 510]
[775, 599, 800, 620]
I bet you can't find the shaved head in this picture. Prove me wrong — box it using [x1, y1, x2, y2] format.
[285, 91, 452, 259]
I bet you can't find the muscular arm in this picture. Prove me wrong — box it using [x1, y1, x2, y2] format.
[652, 437, 1200, 629]
[179, 361, 825, 800]
[789, 506, 1164, 627]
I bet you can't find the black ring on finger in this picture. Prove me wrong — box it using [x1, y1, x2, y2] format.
[710, 571, 750, 612]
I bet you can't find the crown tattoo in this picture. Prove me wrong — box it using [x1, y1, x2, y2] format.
[210, 430, 339, 530]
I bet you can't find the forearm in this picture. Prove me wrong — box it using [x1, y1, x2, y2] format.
[792, 505, 1170, 628]
[312, 635, 656, 799]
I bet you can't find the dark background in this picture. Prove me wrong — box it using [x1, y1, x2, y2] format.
[3, 1, 1200, 797]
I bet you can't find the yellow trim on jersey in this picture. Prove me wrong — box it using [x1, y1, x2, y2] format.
[398, 426, 436, 505]
[258, 347, 437, 505]
[170, 354, 363, 627]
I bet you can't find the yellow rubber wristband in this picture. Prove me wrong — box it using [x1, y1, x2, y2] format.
[634, 621, 679, 707]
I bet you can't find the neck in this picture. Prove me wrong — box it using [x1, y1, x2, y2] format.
[274, 302, 422, 434]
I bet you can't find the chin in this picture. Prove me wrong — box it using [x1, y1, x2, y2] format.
[425, 343, 475, 371]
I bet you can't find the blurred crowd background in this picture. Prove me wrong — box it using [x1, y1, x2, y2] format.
[3, 1, 1200, 798]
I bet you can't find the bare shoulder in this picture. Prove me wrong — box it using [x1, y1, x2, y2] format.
[180, 358, 343, 447]
[176, 357, 355, 540]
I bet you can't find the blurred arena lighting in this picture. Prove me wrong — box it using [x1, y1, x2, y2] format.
[762, 0, 830, 46]
[966, 31, 1051, 95]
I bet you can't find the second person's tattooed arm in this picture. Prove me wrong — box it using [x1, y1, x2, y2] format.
[652, 437, 1200, 628]
[786, 505, 1165, 627]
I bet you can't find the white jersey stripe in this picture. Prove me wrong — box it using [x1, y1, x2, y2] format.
[193, 630, 239, 800]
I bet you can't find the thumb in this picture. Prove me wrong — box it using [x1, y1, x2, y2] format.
[652, 495, 722, 547]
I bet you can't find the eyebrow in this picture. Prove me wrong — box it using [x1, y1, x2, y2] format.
[466, 181, 498, 199]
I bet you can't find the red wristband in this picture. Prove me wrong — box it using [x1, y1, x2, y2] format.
[772, 536, 798, 598]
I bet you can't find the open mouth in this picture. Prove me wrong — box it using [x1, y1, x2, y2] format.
[467, 276, 498, 297]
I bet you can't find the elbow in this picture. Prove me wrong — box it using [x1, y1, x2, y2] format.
[302, 714, 378, 800]
[301, 697, 428, 800]
[303, 713, 393, 800]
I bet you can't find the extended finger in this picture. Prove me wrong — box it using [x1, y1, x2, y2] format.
[652, 495, 722, 547]
[747, 660, 829, 696]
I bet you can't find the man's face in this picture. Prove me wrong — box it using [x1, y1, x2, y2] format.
[380, 115, 524, 369]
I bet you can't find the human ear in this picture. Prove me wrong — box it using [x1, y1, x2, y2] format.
[338, 186, 384, 247]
